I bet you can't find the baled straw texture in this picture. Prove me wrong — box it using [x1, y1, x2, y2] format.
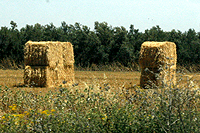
[24, 41, 75, 87]
[24, 41, 63, 68]
[62, 42, 75, 78]
[62, 42, 75, 66]
[139, 41, 177, 88]
[24, 65, 74, 87]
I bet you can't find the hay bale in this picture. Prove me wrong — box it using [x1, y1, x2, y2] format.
[62, 42, 75, 78]
[24, 41, 64, 68]
[24, 41, 75, 87]
[139, 41, 177, 88]
[24, 65, 74, 87]
[62, 42, 75, 66]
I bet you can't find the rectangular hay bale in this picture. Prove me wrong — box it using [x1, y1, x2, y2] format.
[62, 42, 75, 66]
[24, 41, 75, 87]
[139, 41, 177, 88]
[24, 41, 64, 67]
[24, 65, 74, 87]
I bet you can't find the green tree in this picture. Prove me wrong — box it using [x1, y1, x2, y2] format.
[179, 29, 199, 64]
[127, 24, 143, 62]
[143, 25, 166, 41]
[94, 22, 114, 64]
[20, 23, 45, 43]
[44, 23, 59, 41]
[109, 26, 135, 66]
[0, 26, 10, 59]
[1, 21, 200, 68]
[0, 21, 23, 62]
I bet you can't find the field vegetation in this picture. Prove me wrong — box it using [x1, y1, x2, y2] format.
[0, 69, 199, 132]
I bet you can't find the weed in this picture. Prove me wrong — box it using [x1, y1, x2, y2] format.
[0, 75, 199, 132]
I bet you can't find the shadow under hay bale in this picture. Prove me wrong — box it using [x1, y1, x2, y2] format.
[139, 41, 177, 89]
[24, 41, 75, 87]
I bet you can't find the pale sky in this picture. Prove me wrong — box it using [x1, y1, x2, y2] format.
[1, 0, 200, 32]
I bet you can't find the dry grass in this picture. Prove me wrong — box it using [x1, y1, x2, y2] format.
[0, 70, 139, 93]
[0, 69, 199, 94]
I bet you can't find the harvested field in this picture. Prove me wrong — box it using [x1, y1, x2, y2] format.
[0, 69, 199, 94]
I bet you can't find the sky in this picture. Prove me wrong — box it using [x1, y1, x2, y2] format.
[1, 0, 200, 32]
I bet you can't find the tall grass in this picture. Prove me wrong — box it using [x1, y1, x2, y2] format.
[0, 75, 199, 132]
[74, 62, 140, 72]
[0, 58, 24, 70]
[1, 58, 200, 73]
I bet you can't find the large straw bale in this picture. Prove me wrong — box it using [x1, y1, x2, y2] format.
[139, 41, 177, 88]
[24, 65, 74, 87]
[24, 41, 63, 68]
[24, 41, 75, 87]
[62, 42, 75, 66]
[62, 42, 74, 83]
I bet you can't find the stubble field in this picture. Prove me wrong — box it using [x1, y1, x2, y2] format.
[0, 70, 139, 91]
[0, 69, 200, 92]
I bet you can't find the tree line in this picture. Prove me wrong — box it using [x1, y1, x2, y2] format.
[0, 21, 200, 68]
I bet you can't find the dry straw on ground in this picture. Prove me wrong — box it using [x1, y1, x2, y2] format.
[24, 41, 74, 87]
[139, 41, 177, 88]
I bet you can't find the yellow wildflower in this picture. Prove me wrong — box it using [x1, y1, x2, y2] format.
[102, 114, 107, 120]
[17, 114, 24, 118]
[51, 109, 56, 112]
[41, 110, 51, 116]
[12, 107, 17, 111]
[24, 111, 30, 116]
[41, 110, 48, 115]
[13, 114, 24, 118]
[2, 116, 6, 120]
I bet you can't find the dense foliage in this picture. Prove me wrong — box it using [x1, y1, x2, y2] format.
[0, 82, 199, 132]
[0, 21, 200, 67]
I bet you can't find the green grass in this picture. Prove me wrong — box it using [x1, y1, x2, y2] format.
[0, 81, 199, 132]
